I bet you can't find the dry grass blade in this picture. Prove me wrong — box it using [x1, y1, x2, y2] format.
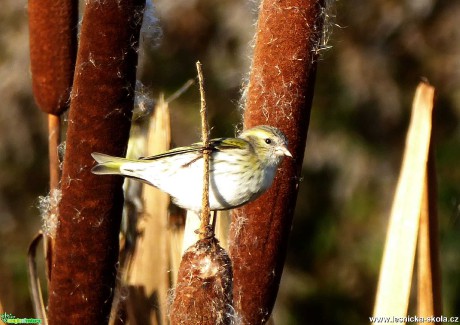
[166, 79, 195, 104]
[27, 232, 48, 325]
[373, 82, 435, 321]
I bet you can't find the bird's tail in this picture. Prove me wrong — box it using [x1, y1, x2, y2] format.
[91, 152, 131, 175]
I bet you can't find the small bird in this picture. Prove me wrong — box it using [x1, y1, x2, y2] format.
[91, 125, 292, 212]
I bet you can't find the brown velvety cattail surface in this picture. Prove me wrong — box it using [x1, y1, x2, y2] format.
[170, 238, 233, 325]
[47, 1, 145, 324]
[28, 0, 79, 281]
[229, 0, 326, 323]
[28, 0, 78, 115]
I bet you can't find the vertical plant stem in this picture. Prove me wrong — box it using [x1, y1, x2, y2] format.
[373, 82, 435, 320]
[417, 146, 442, 319]
[229, 0, 326, 323]
[48, 115, 61, 193]
[47, 1, 145, 324]
[46, 114, 61, 281]
[196, 61, 211, 238]
[170, 63, 233, 324]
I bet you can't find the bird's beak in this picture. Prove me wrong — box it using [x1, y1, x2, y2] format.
[276, 145, 293, 158]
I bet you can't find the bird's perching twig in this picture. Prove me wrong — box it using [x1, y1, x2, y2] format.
[196, 61, 211, 239]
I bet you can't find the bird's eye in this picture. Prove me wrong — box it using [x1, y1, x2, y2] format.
[265, 138, 272, 144]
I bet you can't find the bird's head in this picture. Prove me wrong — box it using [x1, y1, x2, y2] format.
[239, 125, 292, 167]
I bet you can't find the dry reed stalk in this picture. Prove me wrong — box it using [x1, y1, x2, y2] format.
[168, 207, 187, 288]
[47, 1, 144, 323]
[108, 103, 149, 325]
[181, 211, 230, 255]
[163, 81, 195, 286]
[163, 203, 185, 289]
[48, 115, 61, 193]
[25, 117, 63, 322]
[229, 0, 326, 323]
[182, 211, 202, 253]
[373, 82, 435, 322]
[215, 211, 230, 251]
[417, 147, 442, 322]
[45, 115, 61, 281]
[126, 95, 172, 325]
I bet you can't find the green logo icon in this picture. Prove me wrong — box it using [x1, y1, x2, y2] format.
[0, 313, 41, 324]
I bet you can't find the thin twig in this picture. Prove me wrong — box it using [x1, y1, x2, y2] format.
[196, 61, 211, 239]
[28, 232, 48, 325]
[166, 79, 195, 104]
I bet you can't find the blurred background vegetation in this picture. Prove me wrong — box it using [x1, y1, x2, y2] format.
[0, 0, 459, 324]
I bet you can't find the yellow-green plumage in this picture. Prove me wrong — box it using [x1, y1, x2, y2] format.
[92, 125, 291, 211]
[91, 154, 126, 175]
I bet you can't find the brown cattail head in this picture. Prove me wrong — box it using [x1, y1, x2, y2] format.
[170, 238, 234, 325]
[28, 0, 78, 115]
[46, 0, 145, 324]
[229, 0, 326, 323]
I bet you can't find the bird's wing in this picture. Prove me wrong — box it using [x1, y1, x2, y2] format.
[211, 137, 249, 151]
[139, 144, 203, 160]
[139, 137, 248, 161]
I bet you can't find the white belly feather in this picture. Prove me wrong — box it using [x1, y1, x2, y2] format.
[120, 151, 276, 211]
